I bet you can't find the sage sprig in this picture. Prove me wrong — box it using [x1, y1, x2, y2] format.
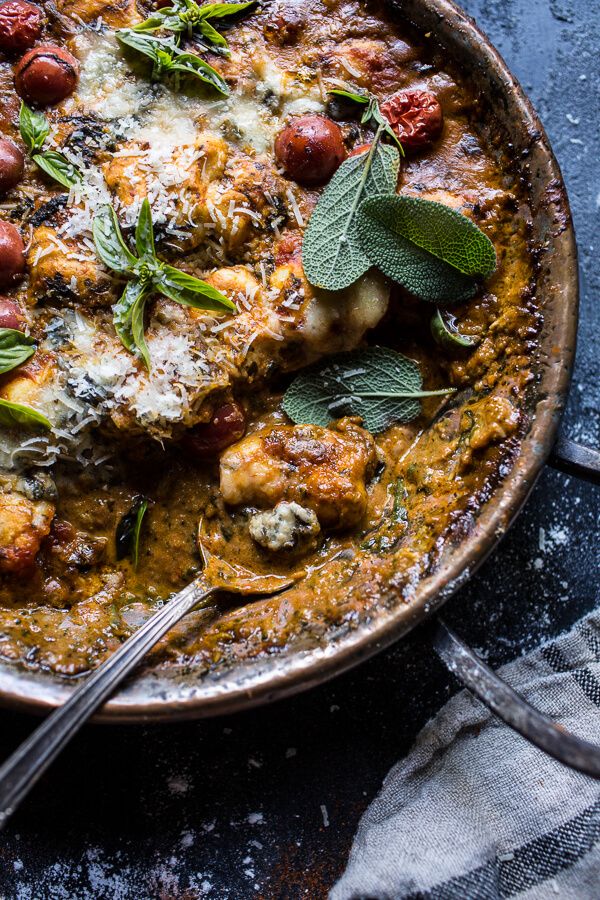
[93, 199, 235, 368]
[131, 0, 258, 55]
[282, 347, 454, 433]
[116, 30, 229, 93]
[303, 86, 406, 291]
[328, 88, 404, 153]
[19, 103, 82, 189]
[0, 328, 35, 375]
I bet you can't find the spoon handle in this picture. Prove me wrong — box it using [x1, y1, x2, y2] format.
[0, 580, 215, 830]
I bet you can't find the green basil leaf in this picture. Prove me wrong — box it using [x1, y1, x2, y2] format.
[197, 1, 257, 21]
[328, 88, 369, 105]
[131, 14, 171, 32]
[0, 329, 35, 375]
[282, 347, 454, 433]
[197, 17, 229, 50]
[302, 141, 400, 291]
[131, 499, 149, 568]
[117, 30, 229, 94]
[431, 308, 478, 350]
[93, 205, 138, 275]
[135, 198, 156, 258]
[0, 398, 52, 431]
[19, 102, 49, 154]
[168, 51, 229, 94]
[116, 497, 149, 568]
[33, 150, 82, 189]
[114, 280, 150, 352]
[357, 195, 496, 302]
[116, 29, 165, 63]
[131, 291, 151, 370]
[157, 264, 236, 313]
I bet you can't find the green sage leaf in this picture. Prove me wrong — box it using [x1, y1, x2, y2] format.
[19, 102, 49, 154]
[93, 204, 138, 275]
[33, 150, 82, 189]
[302, 141, 400, 291]
[0, 329, 35, 375]
[282, 346, 454, 433]
[157, 264, 236, 313]
[431, 308, 478, 350]
[0, 398, 52, 431]
[357, 195, 496, 302]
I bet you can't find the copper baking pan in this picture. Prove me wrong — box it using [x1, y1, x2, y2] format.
[0, 0, 597, 733]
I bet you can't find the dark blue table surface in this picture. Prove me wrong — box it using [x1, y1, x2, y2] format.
[0, 1, 598, 897]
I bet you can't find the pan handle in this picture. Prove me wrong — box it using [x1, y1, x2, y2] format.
[549, 434, 600, 485]
[433, 620, 600, 779]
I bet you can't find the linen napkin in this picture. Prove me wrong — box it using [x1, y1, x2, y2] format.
[332, 609, 600, 899]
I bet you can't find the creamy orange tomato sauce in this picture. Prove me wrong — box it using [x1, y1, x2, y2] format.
[0, 0, 536, 675]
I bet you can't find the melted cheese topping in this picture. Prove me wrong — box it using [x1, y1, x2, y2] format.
[5, 23, 388, 468]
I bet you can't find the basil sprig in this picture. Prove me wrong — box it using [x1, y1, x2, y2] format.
[282, 347, 454, 434]
[116, 31, 229, 94]
[93, 199, 235, 369]
[131, 0, 258, 55]
[19, 103, 82, 189]
[0, 328, 35, 375]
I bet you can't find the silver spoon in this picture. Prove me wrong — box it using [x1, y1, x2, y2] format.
[0, 547, 298, 830]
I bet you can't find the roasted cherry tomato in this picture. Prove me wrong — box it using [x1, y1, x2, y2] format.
[0, 221, 26, 289]
[14, 44, 79, 106]
[0, 297, 26, 330]
[275, 115, 347, 187]
[381, 90, 443, 153]
[0, 139, 24, 195]
[181, 402, 247, 460]
[0, 0, 41, 53]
